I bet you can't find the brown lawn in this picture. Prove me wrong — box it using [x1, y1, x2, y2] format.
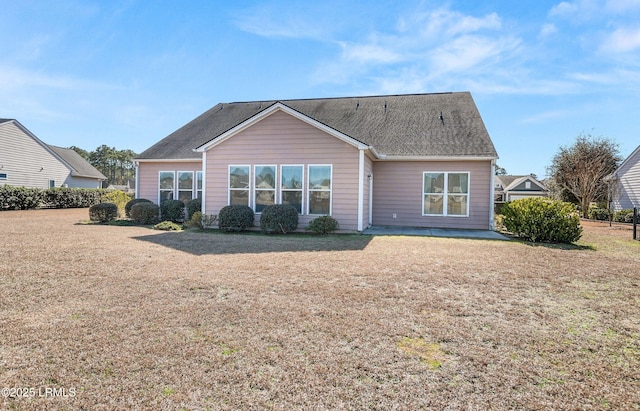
[1, 209, 639, 410]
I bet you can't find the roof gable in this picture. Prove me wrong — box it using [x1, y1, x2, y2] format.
[137, 92, 498, 161]
[47, 145, 106, 180]
[615, 145, 640, 177]
[496, 175, 547, 192]
[195, 102, 369, 152]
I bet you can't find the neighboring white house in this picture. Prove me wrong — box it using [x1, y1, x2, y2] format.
[609, 145, 640, 211]
[0, 118, 106, 189]
[494, 175, 548, 202]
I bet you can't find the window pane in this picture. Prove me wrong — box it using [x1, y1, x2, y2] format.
[447, 194, 468, 215]
[424, 194, 444, 215]
[448, 173, 468, 194]
[309, 191, 331, 214]
[281, 166, 303, 189]
[255, 166, 276, 189]
[160, 172, 174, 190]
[230, 166, 249, 189]
[282, 191, 302, 214]
[255, 190, 275, 213]
[309, 166, 331, 189]
[196, 171, 203, 190]
[178, 191, 192, 201]
[160, 190, 174, 202]
[424, 173, 444, 193]
[178, 172, 193, 189]
[230, 190, 249, 206]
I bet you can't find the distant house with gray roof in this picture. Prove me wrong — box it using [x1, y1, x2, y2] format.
[0, 119, 105, 189]
[494, 175, 548, 202]
[135, 92, 499, 231]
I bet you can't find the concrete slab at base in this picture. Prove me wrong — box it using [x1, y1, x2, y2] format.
[362, 225, 510, 240]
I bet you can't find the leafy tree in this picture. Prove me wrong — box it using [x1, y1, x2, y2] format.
[70, 145, 137, 187]
[547, 133, 621, 218]
[494, 163, 507, 175]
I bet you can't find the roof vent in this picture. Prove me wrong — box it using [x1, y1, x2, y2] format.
[439, 112, 445, 125]
[356, 100, 359, 110]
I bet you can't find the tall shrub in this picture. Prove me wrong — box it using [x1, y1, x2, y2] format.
[160, 199, 185, 222]
[218, 205, 254, 232]
[44, 187, 104, 208]
[130, 202, 159, 224]
[186, 198, 201, 219]
[89, 203, 118, 222]
[0, 186, 44, 210]
[502, 198, 582, 243]
[260, 204, 299, 234]
[125, 198, 153, 217]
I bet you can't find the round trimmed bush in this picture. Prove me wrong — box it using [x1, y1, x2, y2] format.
[306, 215, 340, 234]
[89, 202, 118, 222]
[186, 197, 201, 219]
[218, 205, 254, 232]
[160, 199, 185, 222]
[125, 198, 152, 217]
[130, 202, 159, 225]
[260, 204, 299, 234]
[502, 198, 582, 243]
[588, 206, 610, 221]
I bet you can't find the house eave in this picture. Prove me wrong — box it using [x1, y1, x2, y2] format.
[373, 155, 498, 161]
[134, 158, 202, 163]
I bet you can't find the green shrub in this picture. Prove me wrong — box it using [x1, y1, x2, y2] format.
[218, 205, 254, 232]
[185, 211, 203, 229]
[587, 205, 610, 221]
[306, 215, 340, 234]
[613, 209, 639, 223]
[160, 199, 185, 222]
[102, 190, 132, 217]
[44, 187, 104, 208]
[186, 197, 201, 219]
[260, 204, 299, 234]
[0, 186, 44, 210]
[153, 220, 182, 231]
[130, 202, 159, 225]
[502, 198, 582, 243]
[125, 198, 153, 218]
[89, 202, 118, 222]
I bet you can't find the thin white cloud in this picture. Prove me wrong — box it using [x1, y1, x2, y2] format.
[600, 26, 640, 52]
[232, 4, 334, 40]
[539, 23, 558, 37]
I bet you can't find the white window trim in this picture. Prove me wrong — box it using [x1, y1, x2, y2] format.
[307, 164, 333, 215]
[254, 165, 277, 214]
[280, 164, 305, 215]
[422, 171, 470, 217]
[158, 171, 175, 203]
[228, 165, 251, 207]
[177, 171, 195, 201]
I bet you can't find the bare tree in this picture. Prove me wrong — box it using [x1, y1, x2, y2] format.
[547, 133, 621, 218]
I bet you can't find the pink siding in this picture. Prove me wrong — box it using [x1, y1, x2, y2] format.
[363, 153, 374, 229]
[137, 161, 202, 203]
[372, 160, 492, 229]
[205, 110, 362, 230]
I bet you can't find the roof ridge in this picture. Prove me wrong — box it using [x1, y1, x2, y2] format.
[227, 91, 463, 105]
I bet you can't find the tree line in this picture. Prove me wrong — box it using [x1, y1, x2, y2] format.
[70, 145, 137, 188]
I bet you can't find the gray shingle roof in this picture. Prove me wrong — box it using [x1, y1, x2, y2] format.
[48, 145, 107, 180]
[137, 92, 497, 160]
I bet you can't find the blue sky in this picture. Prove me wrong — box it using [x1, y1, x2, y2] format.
[1, 0, 639, 178]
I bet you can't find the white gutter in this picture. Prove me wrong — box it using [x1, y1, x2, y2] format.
[357, 149, 365, 231]
[489, 159, 496, 230]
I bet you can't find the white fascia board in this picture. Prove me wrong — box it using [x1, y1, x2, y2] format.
[373, 155, 498, 161]
[134, 158, 202, 163]
[194, 102, 370, 152]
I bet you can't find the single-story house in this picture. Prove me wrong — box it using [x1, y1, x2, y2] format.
[135, 92, 499, 231]
[494, 175, 548, 202]
[0, 118, 106, 189]
[608, 145, 640, 211]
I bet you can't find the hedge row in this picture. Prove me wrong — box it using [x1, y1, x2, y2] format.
[1, 186, 110, 210]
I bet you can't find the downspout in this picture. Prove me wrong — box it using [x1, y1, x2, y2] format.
[489, 159, 496, 230]
[201, 151, 207, 217]
[357, 149, 365, 231]
[134, 161, 140, 199]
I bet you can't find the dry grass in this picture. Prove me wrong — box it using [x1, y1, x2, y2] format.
[1, 209, 639, 410]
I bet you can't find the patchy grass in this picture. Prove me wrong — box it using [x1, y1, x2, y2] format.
[1, 208, 639, 410]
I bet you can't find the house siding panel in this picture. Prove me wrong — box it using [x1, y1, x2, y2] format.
[372, 160, 492, 229]
[0, 122, 72, 188]
[614, 147, 640, 210]
[205, 110, 362, 230]
[137, 161, 202, 203]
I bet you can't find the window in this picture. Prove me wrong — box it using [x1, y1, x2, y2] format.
[308, 165, 332, 215]
[229, 165, 250, 206]
[49, 180, 56, 188]
[196, 171, 203, 199]
[525, 181, 531, 189]
[177, 171, 194, 201]
[423, 172, 469, 217]
[159, 171, 175, 202]
[254, 165, 276, 213]
[281, 165, 303, 214]
[0, 173, 6, 180]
